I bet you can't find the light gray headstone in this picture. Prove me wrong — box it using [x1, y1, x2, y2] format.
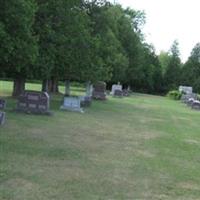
[60, 96, 83, 113]
[179, 86, 193, 94]
[111, 84, 122, 95]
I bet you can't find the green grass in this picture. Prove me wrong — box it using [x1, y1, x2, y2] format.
[1, 81, 200, 199]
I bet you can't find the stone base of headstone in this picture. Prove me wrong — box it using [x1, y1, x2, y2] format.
[0, 112, 6, 125]
[60, 96, 84, 113]
[15, 108, 53, 116]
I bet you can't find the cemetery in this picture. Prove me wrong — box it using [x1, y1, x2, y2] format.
[1, 80, 200, 200]
[1, 0, 200, 199]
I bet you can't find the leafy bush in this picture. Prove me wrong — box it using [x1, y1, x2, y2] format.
[167, 90, 182, 100]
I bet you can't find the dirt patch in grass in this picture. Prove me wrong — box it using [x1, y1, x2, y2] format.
[1, 178, 39, 191]
[136, 149, 155, 158]
[139, 117, 165, 124]
[138, 130, 161, 140]
[184, 139, 200, 145]
[177, 181, 200, 191]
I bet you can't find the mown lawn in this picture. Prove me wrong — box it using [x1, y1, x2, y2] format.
[1, 81, 200, 200]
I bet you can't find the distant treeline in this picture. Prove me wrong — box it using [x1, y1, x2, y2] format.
[0, 0, 199, 96]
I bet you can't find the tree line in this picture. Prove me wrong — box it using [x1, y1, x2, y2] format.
[0, 0, 200, 97]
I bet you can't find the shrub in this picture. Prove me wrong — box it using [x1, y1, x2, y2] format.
[167, 90, 182, 100]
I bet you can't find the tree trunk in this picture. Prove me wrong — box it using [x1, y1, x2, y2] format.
[86, 81, 92, 96]
[42, 79, 49, 92]
[12, 78, 25, 97]
[52, 78, 59, 93]
[48, 78, 59, 93]
[65, 80, 70, 96]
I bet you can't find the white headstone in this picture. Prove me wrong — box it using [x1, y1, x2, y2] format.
[60, 96, 83, 113]
[179, 86, 193, 94]
[111, 84, 122, 95]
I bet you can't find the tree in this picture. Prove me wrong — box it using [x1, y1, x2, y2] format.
[116, 6, 146, 89]
[158, 51, 171, 75]
[140, 44, 163, 93]
[0, 0, 38, 96]
[164, 40, 182, 91]
[181, 43, 200, 92]
[34, 0, 83, 93]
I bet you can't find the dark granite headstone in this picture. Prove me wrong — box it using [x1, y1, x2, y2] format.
[80, 96, 92, 107]
[92, 82, 106, 100]
[122, 89, 130, 97]
[0, 99, 6, 110]
[192, 100, 200, 110]
[187, 98, 195, 107]
[114, 89, 123, 97]
[16, 90, 51, 115]
[0, 112, 5, 125]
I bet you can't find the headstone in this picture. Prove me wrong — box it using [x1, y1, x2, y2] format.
[16, 90, 51, 115]
[92, 81, 106, 100]
[0, 99, 6, 110]
[181, 93, 197, 103]
[179, 86, 193, 94]
[114, 89, 123, 97]
[192, 100, 200, 110]
[187, 98, 195, 107]
[60, 96, 83, 113]
[80, 96, 92, 107]
[0, 112, 5, 125]
[122, 89, 130, 97]
[111, 84, 122, 96]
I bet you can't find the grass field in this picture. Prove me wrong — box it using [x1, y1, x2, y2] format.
[1, 81, 200, 200]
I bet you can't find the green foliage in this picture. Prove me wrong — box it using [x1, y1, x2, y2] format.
[164, 40, 182, 91]
[0, 0, 38, 79]
[158, 51, 171, 74]
[181, 43, 200, 93]
[167, 90, 182, 100]
[0, 0, 165, 94]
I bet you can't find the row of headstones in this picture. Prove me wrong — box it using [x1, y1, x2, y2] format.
[61, 82, 130, 112]
[0, 82, 131, 125]
[179, 86, 200, 110]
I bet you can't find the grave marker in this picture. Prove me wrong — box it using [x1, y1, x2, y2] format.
[0, 112, 5, 125]
[16, 90, 51, 115]
[111, 84, 122, 96]
[92, 82, 106, 100]
[179, 86, 193, 94]
[0, 99, 6, 110]
[60, 96, 83, 113]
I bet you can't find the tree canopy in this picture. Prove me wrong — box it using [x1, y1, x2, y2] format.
[1, 0, 200, 95]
